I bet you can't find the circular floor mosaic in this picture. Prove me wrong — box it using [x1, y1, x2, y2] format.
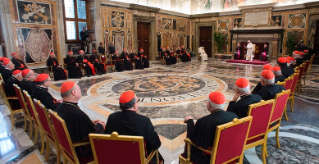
[89, 73, 227, 107]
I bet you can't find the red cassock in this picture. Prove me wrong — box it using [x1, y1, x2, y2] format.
[83, 59, 96, 75]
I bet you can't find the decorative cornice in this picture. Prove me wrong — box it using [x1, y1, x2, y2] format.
[304, 2, 319, 8]
[230, 29, 284, 34]
[238, 2, 276, 10]
[190, 13, 219, 18]
[130, 4, 160, 13]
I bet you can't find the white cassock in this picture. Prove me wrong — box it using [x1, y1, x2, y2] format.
[246, 43, 254, 61]
[198, 47, 208, 61]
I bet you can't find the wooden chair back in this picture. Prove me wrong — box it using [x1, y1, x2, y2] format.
[269, 90, 290, 124]
[13, 84, 30, 118]
[283, 76, 293, 90]
[33, 99, 55, 140]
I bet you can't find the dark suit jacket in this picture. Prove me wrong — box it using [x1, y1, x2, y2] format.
[11, 58, 27, 70]
[275, 75, 286, 83]
[227, 94, 262, 118]
[104, 110, 161, 156]
[257, 84, 286, 100]
[18, 80, 37, 95]
[280, 65, 295, 78]
[2, 69, 12, 82]
[32, 86, 58, 111]
[4, 77, 19, 97]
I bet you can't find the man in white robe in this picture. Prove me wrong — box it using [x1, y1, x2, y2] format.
[246, 40, 254, 61]
[198, 47, 208, 61]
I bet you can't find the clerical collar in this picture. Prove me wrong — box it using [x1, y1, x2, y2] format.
[240, 93, 251, 99]
[63, 101, 78, 106]
[210, 109, 222, 114]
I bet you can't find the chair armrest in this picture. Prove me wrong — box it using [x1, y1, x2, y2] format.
[73, 142, 90, 147]
[7, 96, 18, 100]
[183, 138, 212, 161]
[145, 149, 158, 164]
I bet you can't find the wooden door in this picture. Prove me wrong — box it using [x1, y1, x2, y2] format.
[313, 21, 319, 64]
[200, 26, 212, 57]
[137, 22, 150, 56]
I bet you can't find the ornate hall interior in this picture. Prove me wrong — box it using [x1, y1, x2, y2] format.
[1, 0, 319, 164]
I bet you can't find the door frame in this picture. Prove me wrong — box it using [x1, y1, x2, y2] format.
[195, 22, 216, 58]
[133, 16, 156, 61]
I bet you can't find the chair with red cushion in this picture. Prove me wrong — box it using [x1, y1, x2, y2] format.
[13, 84, 32, 136]
[23, 90, 45, 154]
[288, 72, 299, 113]
[63, 58, 69, 78]
[33, 99, 61, 163]
[265, 90, 290, 157]
[295, 63, 305, 95]
[303, 60, 310, 85]
[179, 117, 253, 164]
[0, 82, 23, 131]
[283, 76, 293, 91]
[101, 54, 114, 73]
[243, 99, 275, 164]
[48, 110, 94, 164]
[309, 54, 315, 74]
[89, 132, 163, 164]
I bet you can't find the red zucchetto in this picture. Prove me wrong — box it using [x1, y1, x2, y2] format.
[293, 51, 300, 54]
[277, 57, 287, 64]
[304, 50, 308, 53]
[34, 73, 49, 82]
[261, 70, 275, 80]
[208, 92, 225, 110]
[263, 64, 273, 71]
[3, 59, 11, 66]
[119, 91, 135, 104]
[22, 69, 30, 77]
[0, 57, 7, 62]
[60, 81, 76, 93]
[273, 66, 281, 72]
[299, 52, 304, 56]
[11, 53, 17, 56]
[13, 70, 22, 75]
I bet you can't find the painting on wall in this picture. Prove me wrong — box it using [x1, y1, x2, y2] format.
[111, 11, 125, 28]
[112, 31, 125, 52]
[21, 28, 53, 63]
[163, 18, 172, 30]
[288, 13, 307, 29]
[17, 1, 52, 24]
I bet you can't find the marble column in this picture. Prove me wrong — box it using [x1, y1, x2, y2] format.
[56, 0, 67, 63]
[94, 0, 102, 48]
[0, 0, 15, 58]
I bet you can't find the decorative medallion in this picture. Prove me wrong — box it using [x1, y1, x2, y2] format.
[17, 1, 52, 24]
[288, 13, 306, 29]
[111, 11, 125, 28]
[218, 19, 229, 31]
[24, 28, 52, 62]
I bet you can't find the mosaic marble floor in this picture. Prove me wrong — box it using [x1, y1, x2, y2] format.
[1, 58, 319, 164]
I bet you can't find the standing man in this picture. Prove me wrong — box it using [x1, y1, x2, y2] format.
[11, 53, 28, 70]
[109, 43, 115, 55]
[98, 42, 105, 55]
[80, 27, 88, 51]
[246, 40, 254, 61]
[47, 52, 67, 81]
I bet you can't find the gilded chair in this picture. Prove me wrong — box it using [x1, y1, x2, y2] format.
[179, 117, 253, 164]
[302, 60, 310, 85]
[265, 90, 290, 157]
[295, 63, 305, 95]
[160, 56, 166, 65]
[287, 72, 299, 113]
[13, 84, 32, 136]
[244, 100, 275, 164]
[100, 54, 114, 73]
[48, 110, 94, 164]
[89, 132, 162, 164]
[63, 58, 69, 78]
[23, 90, 45, 154]
[283, 76, 293, 91]
[0, 82, 23, 131]
[48, 66, 55, 80]
[309, 54, 315, 74]
[33, 99, 61, 163]
[0, 73, 7, 106]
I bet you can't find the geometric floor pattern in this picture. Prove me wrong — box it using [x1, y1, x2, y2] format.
[1, 58, 319, 164]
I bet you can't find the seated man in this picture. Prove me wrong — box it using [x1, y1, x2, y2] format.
[138, 49, 149, 68]
[123, 52, 133, 70]
[273, 66, 286, 83]
[11, 53, 28, 70]
[104, 91, 162, 161]
[234, 43, 241, 60]
[290, 51, 303, 68]
[161, 47, 171, 65]
[198, 47, 208, 61]
[47, 52, 67, 81]
[65, 51, 82, 79]
[32, 74, 61, 111]
[260, 44, 268, 61]
[5, 70, 23, 97]
[286, 56, 295, 67]
[77, 50, 95, 77]
[2, 59, 15, 82]
[0, 57, 7, 73]
[263, 64, 272, 71]
[90, 50, 106, 74]
[252, 65, 273, 94]
[129, 49, 137, 62]
[112, 51, 124, 72]
[182, 92, 238, 164]
[303, 49, 311, 61]
[56, 81, 105, 156]
[19, 69, 37, 95]
[257, 70, 286, 100]
[227, 78, 262, 118]
[277, 57, 294, 78]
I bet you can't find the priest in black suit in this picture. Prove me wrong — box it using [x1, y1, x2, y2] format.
[277, 57, 294, 78]
[47, 52, 67, 81]
[19, 69, 37, 95]
[138, 49, 149, 68]
[98, 42, 105, 55]
[227, 78, 262, 119]
[4, 70, 23, 97]
[65, 51, 82, 79]
[112, 51, 124, 72]
[11, 53, 28, 70]
[257, 70, 286, 100]
[109, 43, 115, 55]
[129, 49, 137, 62]
[77, 50, 94, 77]
[182, 92, 238, 164]
[90, 50, 106, 74]
[273, 66, 286, 83]
[104, 91, 162, 161]
[56, 81, 105, 156]
[80, 27, 88, 51]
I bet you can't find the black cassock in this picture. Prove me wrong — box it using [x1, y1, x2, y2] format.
[260, 48, 269, 61]
[165, 50, 173, 65]
[135, 56, 144, 69]
[227, 94, 262, 118]
[234, 47, 242, 60]
[98, 46, 105, 54]
[11, 58, 28, 70]
[4, 77, 19, 97]
[257, 84, 286, 101]
[77, 55, 93, 76]
[123, 55, 133, 70]
[303, 53, 311, 61]
[56, 102, 103, 156]
[129, 53, 136, 62]
[109, 46, 115, 54]
[47, 57, 67, 81]
[169, 52, 177, 64]
[112, 55, 123, 72]
[161, 51, 170, 65]
[275, 75, 286, 83]
[32, 86, 59, 111]
[104, 110, 162, 159]
[18, 80, 37, 95]
[0, 65, 5, 73]
[90, 54, 106, 74]
[183, 110, 238, 164]
[65, 56, 82, 78]
[2, 69, 12, 82]
[280, 65, 295, 78]
[138, 53, 149, 68]
[252, 82, 263, 94]
[290, 58, 303, 68]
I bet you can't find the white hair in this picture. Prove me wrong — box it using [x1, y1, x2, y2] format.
[207, 96, 225, 110]
[236, 85, 251, 95]
[261, 76, 275, 85]
[273, 70, 282, 76]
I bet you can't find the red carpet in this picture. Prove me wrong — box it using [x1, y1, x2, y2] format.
[226, 59, 270, 65]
